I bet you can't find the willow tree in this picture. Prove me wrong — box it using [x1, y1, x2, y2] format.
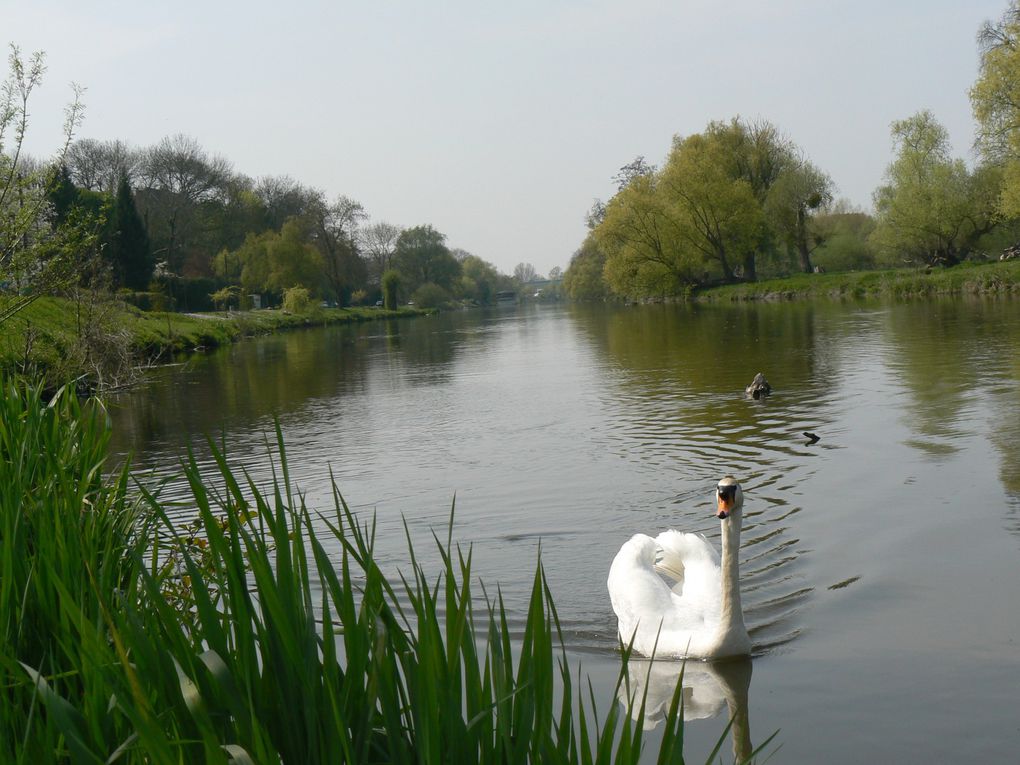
[222, 219, 324, 300]
[587, 117, 834, 297]
[458, 253, 501, 304]
[658, 131, 764, 283]
[765, 159, 834, 273]
[562, 235, 610, 301]
[871, 110, 999, 267]
[595, 171, 694, 298]
[972, 2, 1020, 216]
[392, 224, 460, 293]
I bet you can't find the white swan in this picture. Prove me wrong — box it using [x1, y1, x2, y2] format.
[607, 477, 751, 659]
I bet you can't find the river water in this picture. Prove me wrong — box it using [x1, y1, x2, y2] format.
[108, 299, 1020, 763]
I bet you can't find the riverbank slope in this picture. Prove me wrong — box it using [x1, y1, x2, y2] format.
[693, 259, 1020, 302]
[0, 297, 427, 389]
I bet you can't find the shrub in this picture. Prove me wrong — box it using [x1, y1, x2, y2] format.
[282, 286, 313, 313]
[210, 285, 242, 311]
[813, 231, 876, 272]
[410, 281, 450, 309]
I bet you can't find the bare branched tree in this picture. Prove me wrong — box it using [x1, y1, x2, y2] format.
[0, 45, 87, 325]
[135, 134, 232, 273]
[66, 138, 139, 192]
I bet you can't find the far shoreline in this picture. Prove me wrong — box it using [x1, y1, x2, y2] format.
[4, 258, 1020, 391]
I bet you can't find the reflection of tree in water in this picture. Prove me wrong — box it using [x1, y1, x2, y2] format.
[109, 309, 516, 462]
[110, 311, 486, 453]
[880, 300, 1019, 463]
[879, 300, 987, 458]
[567, 302, 847, 477]
[993, 326, 1020, 535]
[879, 298, 1020, 535]
[618, 657, 756, 761]
[110, 324, 370, 450]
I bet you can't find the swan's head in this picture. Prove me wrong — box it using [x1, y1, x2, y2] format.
[716, 477, 743, 520]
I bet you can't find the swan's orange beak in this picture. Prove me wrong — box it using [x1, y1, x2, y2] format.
[716, 494, 732, 519]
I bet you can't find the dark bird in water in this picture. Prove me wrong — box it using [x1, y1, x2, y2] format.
[803, 432, 820, 444]
[745, 372, 772, 400]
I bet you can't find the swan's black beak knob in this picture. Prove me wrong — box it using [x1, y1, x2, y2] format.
[717, 483, 736, 519]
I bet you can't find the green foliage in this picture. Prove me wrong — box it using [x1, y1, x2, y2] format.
[563, 235, 611, 301]
[108, 175, 152, 289]
[221, 219, 324, 299]
[589, 117, 827, 299]
[410, 281, 450, 309]
[282, 285, 313, 313]
[381, 268, 401, 310]
[0, 380, 142, 760]
[871, 110, 1000, 267]
[813, 230, 876, 272]
[972, 3, 1020, 217]
[210, 285, 242, 311]
[393, 224, 461, 293]
[306, 194, 366, 307]
[457, 253, 501, 304]
[7, 50, 511, 311]
[1, 46, 89, 324]
[132, 133, 233, 275]
[811, 210, 877, 272]
[765, 160, 834, 274]
[0, 389, 764, 763]
[660, 128, 764, 282]
[596, 172, 699, 299]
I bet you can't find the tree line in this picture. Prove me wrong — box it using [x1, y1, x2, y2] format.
[46, 133, 534, 311]
[2, 47, 558, 321]
[564, 1, 1020, 301]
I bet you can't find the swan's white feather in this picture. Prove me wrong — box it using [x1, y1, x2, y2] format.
[654, 529, 720, 602]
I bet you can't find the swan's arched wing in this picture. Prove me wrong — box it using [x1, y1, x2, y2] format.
[608, 534, 677, 651]
[653, 530, 721, 608]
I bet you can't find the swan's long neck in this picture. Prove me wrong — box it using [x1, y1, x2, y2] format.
[718, 515, 746, 637]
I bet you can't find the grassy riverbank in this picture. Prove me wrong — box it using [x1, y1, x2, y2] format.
[693, 259, 1020, 302]
[0, 381, 767, 763]
[0, 297, 427, 390]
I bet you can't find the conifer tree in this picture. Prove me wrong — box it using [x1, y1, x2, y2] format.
[108, 175, 152, 289]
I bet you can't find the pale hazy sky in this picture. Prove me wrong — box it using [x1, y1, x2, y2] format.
[6, 0, 1009, 277]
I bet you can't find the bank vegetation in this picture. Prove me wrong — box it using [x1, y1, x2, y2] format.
[0, 295, 426, 392]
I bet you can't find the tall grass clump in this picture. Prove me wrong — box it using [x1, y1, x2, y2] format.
[0, 380, 143, 762]
[1, 384, 762, 763]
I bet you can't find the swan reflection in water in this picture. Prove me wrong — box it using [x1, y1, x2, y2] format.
[618, 656, 753, 761]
